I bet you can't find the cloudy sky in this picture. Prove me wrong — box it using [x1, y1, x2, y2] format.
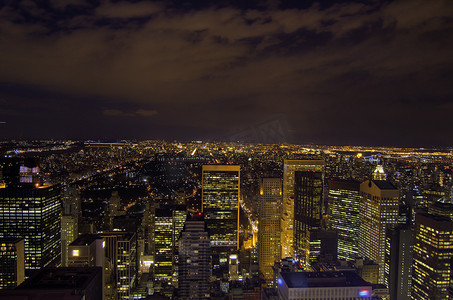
[1, 0, 452, 146]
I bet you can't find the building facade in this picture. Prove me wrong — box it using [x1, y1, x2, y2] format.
[0, 183, 61, 277]
[153, 207, 173, 292]
[412, 213, 453, 299]
[384, 225, 413, 300]
[202, 165, 240, 273]
[0, 238, 24, 289]
[61, 186, 80, 267]
[99, 232, 137, 300]
[178, 215, 211, 299]
[259, 178, 282, 284]
[281, 160, 324, 259]
[328, 179, 361, 261]
[358, 180, 399, 284]
[292, 160, 325, 266]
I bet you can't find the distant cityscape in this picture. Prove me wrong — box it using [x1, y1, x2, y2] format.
[1, 140, 453, 299]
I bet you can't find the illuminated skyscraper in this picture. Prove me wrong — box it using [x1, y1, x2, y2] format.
[358, 180, 399, 285]
[61, 186, 80, 267]
[99, 232, 137, 300]
[202, 165, 240, 272]
[259, 178, 282, 284]
[291, 160, 325, 265]
[178, 214, 211, 299]
[328, 179, 360, 261]
[153, 208, 173, 291]
[0, 183, 61, 277]
[411, 213, 453, 299]
[281, 160, 324, 259]
[152, 204, 187, 294]
[0, 238, 24, 289]
[172, 205, 187, 287]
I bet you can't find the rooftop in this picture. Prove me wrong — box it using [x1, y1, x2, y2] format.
[372, 180, 397, 190]
[69, 234, 101, 246]
[280, 271, 371, 288]
[18, 267, 102, 290]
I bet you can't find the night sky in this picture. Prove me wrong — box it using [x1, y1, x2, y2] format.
[1, 0, 452, 146]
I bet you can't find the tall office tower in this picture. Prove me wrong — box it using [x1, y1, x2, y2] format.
[172, 205, 187, 287]
[384, 225, 413, 300]
[99, 232, 137, 300]
[412, 213, 453, 299]
[328, 179, 361, 261]
[0, 183, 61, 277]
[178, 214, 211, 299]
[259, 178, 282, 284]
[0, 238, 24, 289]
[153, 208, 173, 292]
[108, 191, 125, 230]
[281, 160, 324, 259]
[292, 160, 325, 266]
[358, 180, 399, 285]
[143, 201, 156, 256]
[202, 165, 240, 273]
[61, 186, 80, 267]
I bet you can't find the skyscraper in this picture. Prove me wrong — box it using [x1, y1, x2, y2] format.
[153, 208, 173, 293]
[259, 178, 282, 284]
[0, 238, 24, 289]
[152, 204, 187, 294]
[99, 232, 137, 300]
[0, 183, 61, 277]
[384, 225, 413, 300]
[61, 186, 80, 267]
[358, 180, 399, 284]
[202, 165, 240, 273]
[178, 214, 211, 299]
[291, 160, 325, 265]
[411, 213, 453, 299]
[328, 179, 361, 261]
[281, 160, 324, 259]
[172, 205, 187, 288]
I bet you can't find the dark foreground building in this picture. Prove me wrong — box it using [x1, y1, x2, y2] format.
[0, 267, 103, 300]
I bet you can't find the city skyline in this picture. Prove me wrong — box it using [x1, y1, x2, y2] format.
[1, 139, 453, 298]
[1, 0, 452, 147]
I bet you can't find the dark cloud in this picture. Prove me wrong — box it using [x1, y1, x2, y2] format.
[0, 0, 452, 146]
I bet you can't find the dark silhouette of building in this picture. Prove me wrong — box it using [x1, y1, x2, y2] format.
[0, 267, 103, 300]
[178, 213, 211, 299]
[293, 163, 324, 266]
